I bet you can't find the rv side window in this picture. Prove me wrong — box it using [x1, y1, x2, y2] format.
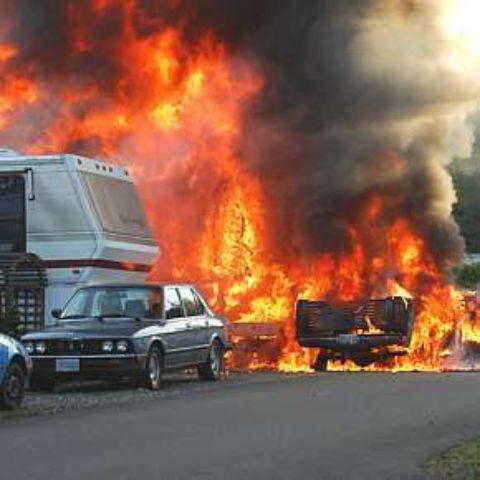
[0, 176, 26, 253]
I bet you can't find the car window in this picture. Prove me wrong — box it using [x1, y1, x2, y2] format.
[165, 288, 183, 320]
[192, 290, 206, 315]
[93, 290, 152, 318]
[148, 290, 163, 319]
[61, 287, 163, 319]
[179, 287, 203, 317]
[64, 289, 90, 315]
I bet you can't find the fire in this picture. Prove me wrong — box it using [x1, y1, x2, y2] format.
[0, 42, 38, 130]
[0, 1, 477, 373]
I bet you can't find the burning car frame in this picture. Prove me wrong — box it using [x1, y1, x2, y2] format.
[296, 296, 415, 371]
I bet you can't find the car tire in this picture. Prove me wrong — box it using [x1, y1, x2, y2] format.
[29, 375, 56, 392]
[313, 357, 328, 372]
[0, 361, 26, 410]
[138, 344, 163, 390]
[198, 340, 224, 382]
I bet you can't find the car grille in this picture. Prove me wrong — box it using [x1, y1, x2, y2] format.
[45, 340, 105, 356]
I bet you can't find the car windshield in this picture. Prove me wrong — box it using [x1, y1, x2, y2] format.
[60, 287, 163, 320]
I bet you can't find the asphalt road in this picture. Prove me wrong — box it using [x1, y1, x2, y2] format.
[2, 372, 480, 480]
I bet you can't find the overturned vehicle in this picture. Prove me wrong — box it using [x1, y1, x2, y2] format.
[296, 296, 415, 370]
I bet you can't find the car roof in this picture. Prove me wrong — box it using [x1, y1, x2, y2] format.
[81, 281, 196, 289]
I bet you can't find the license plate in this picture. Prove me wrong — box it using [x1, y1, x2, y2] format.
[338, 334, 359, 346]
[55, 358, 80, 372]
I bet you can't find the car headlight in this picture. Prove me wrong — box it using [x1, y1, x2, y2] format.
[24, 342, 34, 354]
[102, 340, 114, 353]
[116, 340, 129, 353]
[35, 341, 46, 354]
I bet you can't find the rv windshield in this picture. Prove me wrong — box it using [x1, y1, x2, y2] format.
[80, 172, 154, 242]
[61, 287, 163, 320]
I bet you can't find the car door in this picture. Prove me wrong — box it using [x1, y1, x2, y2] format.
[163, 287, 191, 368]
[178, 286, 210, 364]
[192, 288, 216, 344]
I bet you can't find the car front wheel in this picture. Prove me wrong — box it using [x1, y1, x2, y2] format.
[198, 341, 224, 381]
[139, 345, 163, 390]
[0, 361, 26, 410]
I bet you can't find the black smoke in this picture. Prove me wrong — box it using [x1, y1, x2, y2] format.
[2, 0, 475, 283]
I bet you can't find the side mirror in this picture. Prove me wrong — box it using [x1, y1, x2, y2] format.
[51, 309, 62, 319]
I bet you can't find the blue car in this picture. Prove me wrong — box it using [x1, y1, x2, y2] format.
[0, 334, 31, 409]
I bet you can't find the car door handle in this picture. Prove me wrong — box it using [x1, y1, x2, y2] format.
[186, 322, 193, 329]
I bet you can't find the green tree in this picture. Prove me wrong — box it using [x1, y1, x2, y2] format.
[450, 157, 480, 253]
[0, 292, 22, 338]
[454, 263, 480, 289]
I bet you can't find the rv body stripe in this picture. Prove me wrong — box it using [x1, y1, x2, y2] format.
[43, 259, 152, 273]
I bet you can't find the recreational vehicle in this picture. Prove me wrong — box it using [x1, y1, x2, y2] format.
[0, 148, 159, 328]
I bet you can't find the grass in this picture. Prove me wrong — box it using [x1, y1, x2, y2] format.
[425, 436, 480, 479]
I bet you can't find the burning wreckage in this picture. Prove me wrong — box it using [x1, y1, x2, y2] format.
[228, 296, 416, 371]
[296, 296, 414, 370]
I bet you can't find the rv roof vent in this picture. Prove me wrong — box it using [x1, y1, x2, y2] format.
[0, 148, 20, 157]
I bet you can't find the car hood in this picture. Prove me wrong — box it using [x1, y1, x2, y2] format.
[21, 318, 159, 341]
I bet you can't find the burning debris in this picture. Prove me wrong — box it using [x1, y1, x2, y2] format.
[296, 296, 415, 370]
[0, 1, 480, 371]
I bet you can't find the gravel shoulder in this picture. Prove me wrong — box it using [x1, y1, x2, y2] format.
[0, 371, 296, 421]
